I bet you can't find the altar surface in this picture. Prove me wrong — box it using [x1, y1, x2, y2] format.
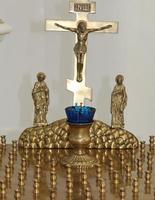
[0, 144, 154, 200]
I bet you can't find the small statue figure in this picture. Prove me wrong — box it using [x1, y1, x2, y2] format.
[32, 72, 49, 127]
[55, 20, 112, 82]
[111, 74, 127, 129]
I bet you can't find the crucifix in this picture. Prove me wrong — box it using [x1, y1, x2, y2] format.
[46, 0, 118, 105]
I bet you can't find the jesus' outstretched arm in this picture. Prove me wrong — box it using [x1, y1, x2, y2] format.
[55, 23, 76, 32]
[88, 24, 112, 33]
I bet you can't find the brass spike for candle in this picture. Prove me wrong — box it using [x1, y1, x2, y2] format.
[120, 187, 126, 200]
[147, 152, 153, 171]
[109, 159, 114, 179]
[126, 164, 132, 181]
[149, 136, 155, 152]
[66, 178, 73, 200]
[8, 152, 14, 167]
[140, 141, 146, 153]
[137, 158, 143, 178]
[33, 178, 40, 195]
[18, 171, 25, 191]
[66, 165, 72, 181]
[1, 136, 6, 148]
[99, 179, 106, 200]
[50, 159, 56, 186]
[132, 178, 139, 194]
[36, 151, 42, 165]
[0, 180, 6, 199]
[113, 170, 119, 185]
[82, 171, 88, 190]
[12, 140, 18, 152]
[120, 151, 125, 167]
[35, 165, 41, 181]
[131, 148, 136, 170]
[50, 188, 56, 200]
[21, 158, 27, 175]
[5, 164, 11, 180]
[14, 189, 21, 200]
[86, 186, 91, 200]
[145, 170, 151, 185]
[96, 164, 102, 185]
[50, 169, 57, 189]
[145, 184, 151, 194]
[24, 148, 29, 160]
[5, 178, 11, 189]
[51, 159, 57, 171]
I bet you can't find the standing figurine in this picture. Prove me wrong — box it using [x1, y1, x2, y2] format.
[55, 20, 112, 82]
[32, 72, 49, 127]
[111, 74, 127, 129]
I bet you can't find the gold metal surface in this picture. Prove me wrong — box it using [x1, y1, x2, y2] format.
[19, 119, 138, 149]
[61, 122, 97, 169]
[45, 0, 118, 104]
[0, 144, 154, 199]
[69, 0, 96, 13]
[111, 74, 127, 129]
[55, 21, 112, 83]
[32, 72, 49, 127]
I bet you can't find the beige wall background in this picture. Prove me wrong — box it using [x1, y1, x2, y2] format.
[0, 0, 155, 142]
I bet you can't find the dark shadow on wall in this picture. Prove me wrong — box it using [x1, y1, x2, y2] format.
[18, 73, 33, 127]
[97, 76, 111, 125]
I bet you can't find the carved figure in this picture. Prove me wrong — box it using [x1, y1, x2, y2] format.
[32, 72, 49, 126]
[111, 75, 127, 129]
[55, 20, 112, 82]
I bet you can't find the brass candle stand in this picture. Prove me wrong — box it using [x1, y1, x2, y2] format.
[61, 122, 97, 169]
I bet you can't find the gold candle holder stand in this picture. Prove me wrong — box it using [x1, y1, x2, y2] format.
[61, 122, 97, 169]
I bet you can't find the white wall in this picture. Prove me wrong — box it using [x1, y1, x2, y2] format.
[0, 0, 155, 143]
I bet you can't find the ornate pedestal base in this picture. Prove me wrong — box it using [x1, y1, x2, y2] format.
[61, 149, 97, 169]
[19, 119, 139, 149]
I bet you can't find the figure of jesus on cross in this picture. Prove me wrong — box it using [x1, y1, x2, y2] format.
[46, 0, 118, 105]
[55, 21, 112, 82]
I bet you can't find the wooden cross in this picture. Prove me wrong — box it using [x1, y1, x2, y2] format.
[46, 0, 118, 105]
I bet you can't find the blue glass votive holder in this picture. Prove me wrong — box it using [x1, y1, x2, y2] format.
[65, 106, 96, 124]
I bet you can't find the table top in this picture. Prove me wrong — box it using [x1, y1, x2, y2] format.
[0, 145, 154, 200]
